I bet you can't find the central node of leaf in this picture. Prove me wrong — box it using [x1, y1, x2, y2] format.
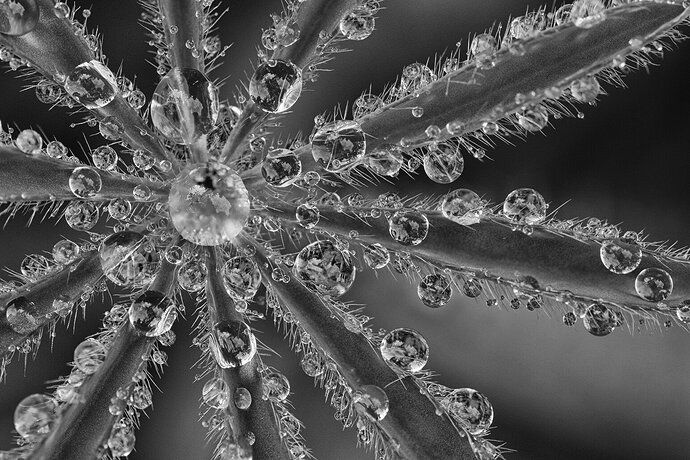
[168, 162, 250, 246]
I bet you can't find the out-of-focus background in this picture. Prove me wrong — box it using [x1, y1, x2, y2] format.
[0, 1, 689, 459]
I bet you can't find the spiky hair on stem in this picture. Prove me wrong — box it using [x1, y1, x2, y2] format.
[0, 0, 687, 459]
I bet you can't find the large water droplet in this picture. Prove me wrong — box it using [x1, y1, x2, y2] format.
[293, 240, 356, 297]
[14, 394, 57, 441]
[389, 210, 429, 246]
[168, 162, 250, 246]
[202, 377, 230, 409]
[69, 166, 102, 198]
[73, 338, 106, 374]
[503, 188, 546, 225]
[311, 120, 366, 172]
[92, 145, 118, 171]
[5, 296, 37, 334]
[261, 149, 302, 187]
[209, 320, 257, 368]
[635, 268, 673, 302]
[599, 240, 642, 274]
[222, 256, 261, 301]
[423, 144, 464, 184]
[582, 303, 615, 336]
[262, 371, 290, 402]
[128, 290, 177, 337]
[353, 385, 389, 421]
[441, 388, 493, 435]
[418, 272, 452, 308]
[150, 67, 219, 144]
[339, 6, 375, 40]
[64, 201, 99, 231]
[65, 60, 118, 109]
[249, 59, 302, 113]
[366, 144, 403, 177]
[0, 0, 39, 36]
[380, 328, 429, 372]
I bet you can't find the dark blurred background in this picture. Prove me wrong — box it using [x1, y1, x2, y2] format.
[0, 1, 689, 459]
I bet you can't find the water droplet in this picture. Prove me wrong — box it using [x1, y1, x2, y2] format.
[389, 210, 429, 246]
[69, 166, 102, 198]
[353, 385, 389, 421]
[563, 311, 577, 326]
[263, 371, 290, 402]
[178, 258, 207, 292]
[599, 240, 642, 274]
[65, 60, 118, 109]
[293, 240, 356, 297]
[311, 120, 366, 172]
[5, 296, 37, 334]
[503, 188, 546, 225]
[295, 203, 320, 229]
[300, 352, 324, 377]
[570, 75, 600, 103]
[470, 33, 497, 69]
[222, 256, 261, 301]
[423, 143, 464, 184]
[65, 200, 100, 231]
[16, 129, 42, 154]
[108, 418, 135, 457]
[339, 6, 375, 40]
[52, 239, 80, 264]
[92, 145, 118, 171]
[209, 320, 257, 368]
[0, 0, 38, 36]
[53, 2, 69, 19]
[635, 268, 673, 302]
[99, 231, 158, 287]
[366, 144, 403, 177]
[98, 116, 124, 141]
[363, 243, 390, 269]
[461, 279, 483, 298]
[517, 105, 549, 132]
[14, 394, 57, 441]
[380, 328, 429, 372]
[249, 59, 302, 113]
[128, 290, 177, 337]
[107, 198, 131, 220]
[418, 272, 452, 308]
[234, 387, 252, 410]
[675, 301, 690, 324]
[168, 162, 250, 246]
[441, 388, 493, 435]
[202, 377, 230, 409]
[583, 303, 615, 336]
[570, 0, 605, 29]
[150, 67, 219, 144]
[73, 338, 106, 374]
[261, 149, 302, 187]
[45, 140, 67, 158]
[441, 189, 482, 223]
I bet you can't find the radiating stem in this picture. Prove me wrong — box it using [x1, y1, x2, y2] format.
[252, 244, 475, 459]
[205, 248, 291, 459]
[356, 2, 689, 152]
[157, 0, 205, 71]
[30, 259, 178, 460]
[0, 0, 173, 170]
[0, 251, 101, 359]
[219, 0, 360, 165]
[0, 146, 168, 202]
[263, 202, 690, 313]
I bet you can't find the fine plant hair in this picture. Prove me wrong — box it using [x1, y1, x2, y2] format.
[0, 0, 687, 459]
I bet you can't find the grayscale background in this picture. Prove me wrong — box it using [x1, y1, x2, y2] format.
[0, 1, 688, 459]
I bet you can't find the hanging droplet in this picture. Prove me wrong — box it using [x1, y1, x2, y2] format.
[150, 67, 219, 144]
[380, 328, 429, 372]
[418, 272, 452, 308]
[441, 388, 493, 435]
[178, 258, 207, 292]
[108, 419, 135, 457]
[389, 210, 429, 246]
[366, 144, 403, 177]
[262, 372, 290, 402]
[65, 61, 118, 109]
[92, 145, 118, 171]
[363, 243, 390, 269]
[599, 240, 642, 274]
[0, 0, 39, 36]
[311, 120, 366, 172]
[300, 352, 324, 377]
[353, 385, 389, 421]
[168, 162, 250, 246]
[503, 188, 546, 225]
[423, 143, 464, 184]
[582, 303, 615, 336]
[20, 254, 50, 281]
[461, 279, 483, 298]
[295, 203, 320, 229]
[570, 75, 600, 103]
[261, 149, 302, 187]
[128, 290, 177, 337]
[64, 201, 100, 231]
[202, 377, 230, 409]
[69, 166, 102, 198]
[339, 6, 375, 40]
[234, 387, 252, 410]
[73, 338, 106, 374]
[563, 311, 577, 326]
[222, 256, 261, 301]
[5, 296, 37, 334]
[570, 0, 606, 28]
[635, 268, 673, 302]
[293, 240, 356, 297]
[249, 59, 302, 113]
[209, 320, 257, 368]
[517, 105, 549, 132]
[52, 239, 80, 264]
[14, 394, 57, 441]
[16, 129, 42, 154]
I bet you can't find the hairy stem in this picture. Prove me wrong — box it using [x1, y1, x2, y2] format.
[219, 0, 359, 165]
[157, 0, 205, 71]
[0, 251, 101, 359]
[0, 146, 168, 202]
[264, 202, 690, 313]
[205, 248, 291, 459]
[252, 245, 475, 459]
[30, 259, 178, 460]
[0, 0, 172, 169]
